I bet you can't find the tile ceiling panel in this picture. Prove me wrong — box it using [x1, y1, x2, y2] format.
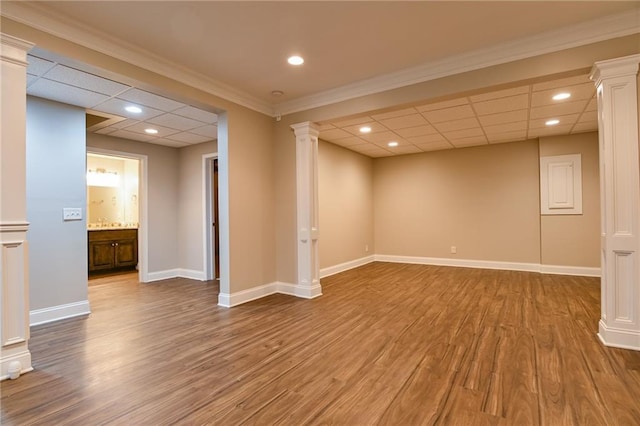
[147, 113, 205, 131]
[477, 110, 528, 127]
[167, 132, 213, 144]
[329, 136, 369, 147]
[483, 121, 527, 135]
[95, 127, 116, 135]
[572, 122, 598, 133]
[320, 128, 354, 140]
[152, 138, 190, 148]
[442, 127, 484, 140]
[472, 94, 529, 116]
[395, 124, 439, 138]
[578, 111, 598, 123]
[416, 141, 455, 152]
[585, 98, 598, 111]
[317, 123, 336, 131]
[379, 114, 429, 130]
[108, 118, 139, 129]
[360, 131, 400, 144]
[172, 105, 218, 123]
[529, 100, 588, 119]
[341, 121, 389, 136]
[371, 107, 419, 121]
[331, 116, 372, 128]
[449, 137, 488, 148]
[189, 124, 218, 138]
[422, 104, 475, 123]
[469, 86, 529, 102]
[28, 79, 110, 108]
[407, 133, 447, 144]
[96, 98, 165, 120]
[532, 74, 591, 91]
[531, 83, 595, 107]
[392, 145, 423, 155]
[529, 114, 579, 129]
[528, 124, 574, 138]
[26, 55, 55, 76]
[109, 129, 156, 142]
[43, 65, 130, 96]
[123, 122, 181, 137]
[26, 74, 38, 87]
[117, 88, 185, 112]
[415, 98, 468, 112]
[432, 117, 480, 133]
[487, 130, 527, 143]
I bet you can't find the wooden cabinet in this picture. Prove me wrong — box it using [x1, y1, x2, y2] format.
[88, 229, 138, 273]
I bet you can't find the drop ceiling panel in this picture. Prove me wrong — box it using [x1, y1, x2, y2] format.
[421, 104, 475, 123]
[415, 98, 468, 112]
[472, 94, 529, 116]
[109, 129, 156, 142]
[572, 122, 598, 133]
[330, 136, 369, 147]
[320, 128, 353, 140]
[108, 118, 139, 129]
[578, 111, 598, 123]
[43, 65, 130, 96]
[529, 100, 589, 119]
[531, 83, 595, 107]
[117, 88, 185, 112]
[585, 98, 598, 111]
[407, 133, 447, 144]
[528, 124, 574, 138]
[450, 137, 488, 148]
[392, 145, 423, 155]
[331, 116, 372, 128]
[469, 86, 529, 102]
[26, 55, 55, 76]
[487, 130, 527, 143]
[360, 131, 399, 144]
[483, 121, 527, 135]
[442, 127, 484, 140]
[318, 123, 336, 131]
[95, 127, 117, 135]
[395, 124, 439, 138]
[432, 117, 480, 133]
[96, 98, 165, 120]
[341, 121, 389, 136]
[172, 105, 218, 123]
[28, 79, 110, 108]
[26, 74, 38, 87]
[152, 138, 190, 148]
[189, 124, 218, 138]
[529, 114, 579, 129]
[532, 74, 591, 91]
[167, 132, 213, 144]
[379, 114, 429, 130]
[478, 110, 528, 127]
[371, 107, 419, 121]
[123, 122, 181, 137]
[147, 113, 205, 131]
[414, 141, 454, 151]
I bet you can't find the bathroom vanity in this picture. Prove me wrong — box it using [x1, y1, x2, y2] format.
[88, 228, 138, 273]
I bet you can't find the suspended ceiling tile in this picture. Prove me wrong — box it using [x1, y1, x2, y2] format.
[109, 129, 156, 142]
[532, 74, 591, 91]
[371, 107, 419, 121]
[442, 127, 484, 140]
[147, 113, 205, 131]
[572, 122, 598, 133]
[421, 104, 475, 123]
[578, 111, 598, 123]
[26, 74, 38, 87]
[432, 117, 480, 133]
[585, 98, 598, 112]
[449, 136, 488, 148]
[415, 97, 468, 112]
[469, 85, 529, 102]
[528, 124, 574, 138]
[487, 130, 527, 143]
[152, 138, 190, 148]
[483, 121, 527, 135]
[94, 98, 165, 120]
[390, 145, 423, 154]
[28, 79, 110, 109]
[320, 128, 353, 141]
[341, 121, 389, 136]
[331, 116, 372, 128]
[406, 133, 447, 144]
[317, 122, 336, 131]
[478, 110, 528, 127]
[360, 130, 400, 144]
[123, 121, 181, 137]
[379, 113, 429, 130]
[172, 105, 218, 123]
[189, 124, 218, 138]
[415, 141, 455, 152]
[117, 88, 185, 112]
[529, 100, 588, 119]
[531, 83, 595, 107]
[107, 118, 139, 130]
[26, 55, 55, 76]
[167, 132, 213, 144]
[472, 93, 529, 116]
[395, 124, 439, 138]
[330, 136, 370, 147]
[43, 64, 130, 96]
[95, 127, 117, 135]
[529, 114, 579, 129]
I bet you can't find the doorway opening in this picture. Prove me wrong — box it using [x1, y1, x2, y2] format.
[204, 154, 220, 280]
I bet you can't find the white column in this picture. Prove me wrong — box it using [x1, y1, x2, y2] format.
[291, 122, 322, 299]
[590, 54, 640, 351]
[1, 34, 34, 379]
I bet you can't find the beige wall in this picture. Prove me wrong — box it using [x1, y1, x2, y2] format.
[539, 132, 600, 267]
[374, 140, 541, 263]
[178, 141, 218, 274]
[318, 140, 374, 269]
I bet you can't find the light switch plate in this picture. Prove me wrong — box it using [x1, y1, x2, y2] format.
[63, 208, 82, 221]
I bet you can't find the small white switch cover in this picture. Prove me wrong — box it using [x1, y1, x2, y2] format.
[451, 246, 457, 254]
[63, 208, 82, 221]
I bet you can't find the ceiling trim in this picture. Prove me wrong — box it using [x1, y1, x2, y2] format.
[1, 1, 275, 117]
[274, 10, 640, 116]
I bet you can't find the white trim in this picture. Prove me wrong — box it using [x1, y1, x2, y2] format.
[202, 153, 218, 281]
[274, 10, 640, 115]
[0, 221, 30, 232]
[540, 264, 601, 277]
[178, 269, 206, 281]
[217, 281, 322, 308]
[145, 269, 181, 282]
[320, 255, 375, 278]
[29, 300, 90, 326]
[277, 282, 322, 299]
[86, 148, 148, 283]
[598, 320, 640, 351]
[1, 2, 273, 116]
[375, 254, 541, 273]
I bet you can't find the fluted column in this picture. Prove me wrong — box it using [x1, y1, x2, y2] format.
[291, 122, 322, 298]
[590, 54, 640, 351]
[0, 34, 34, 379]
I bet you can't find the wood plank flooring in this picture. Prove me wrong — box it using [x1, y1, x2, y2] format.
[2, 262, 640, 425]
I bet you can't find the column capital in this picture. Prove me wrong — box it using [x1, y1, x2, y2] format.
[0, 34, 34, 67]
[290, 121, 320, 139]
[590, 54, 640, 86]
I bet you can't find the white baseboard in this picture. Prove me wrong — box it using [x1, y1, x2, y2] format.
[540, 264, 601, 277]
[218, 281, 322, 308]
[30, 300, 91, 326]
[320, 255, 375, 278]
[177, 269, 206, 281]
[599, 320, 640, 351]
[145, 268, 206, 282]
[277, 282, 322, 299]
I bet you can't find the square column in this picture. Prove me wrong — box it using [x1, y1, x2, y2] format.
[590, 54, 640, 351]
[1, 34, 34, 379]
[291, 122, 322, 298]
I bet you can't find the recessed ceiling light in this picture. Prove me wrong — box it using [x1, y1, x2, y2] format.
[388, 141, 399, 147]
[287, 55, 304, 66]
[359, 126, 372, 133]
[144, 128, 159, 134]
[125, 106, 142, 113]
[552, 92, 571, 101]
[545, 119, 560, 126]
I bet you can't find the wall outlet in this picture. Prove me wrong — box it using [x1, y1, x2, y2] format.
[63, 208, 82, 221]
[451, 246, 457, 254]
[365, 244, 369, 252]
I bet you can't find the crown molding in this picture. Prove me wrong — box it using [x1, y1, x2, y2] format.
[274, 10, 640, 116]
[1, 2, 275, 116]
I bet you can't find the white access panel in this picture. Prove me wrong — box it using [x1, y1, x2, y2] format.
[540, 154, 582, 215]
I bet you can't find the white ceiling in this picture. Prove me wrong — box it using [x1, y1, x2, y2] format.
[6, 2, 638, 155]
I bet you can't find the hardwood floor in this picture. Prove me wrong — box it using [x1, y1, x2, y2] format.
[2, 263, 640, 425]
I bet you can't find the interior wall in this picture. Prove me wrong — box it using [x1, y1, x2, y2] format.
[539, 132, 600, 267]
[318, 140, 374, 269]
[178, 140, 218, 275]
[373, 140, 541, 264]
[26, 96, 87, 311]
[87, 133, 180, 275]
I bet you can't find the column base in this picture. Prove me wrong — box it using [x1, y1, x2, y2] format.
[598, 320, 640, 351]
[0, 343, 33, 380]
[279, 282, 322, 299]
